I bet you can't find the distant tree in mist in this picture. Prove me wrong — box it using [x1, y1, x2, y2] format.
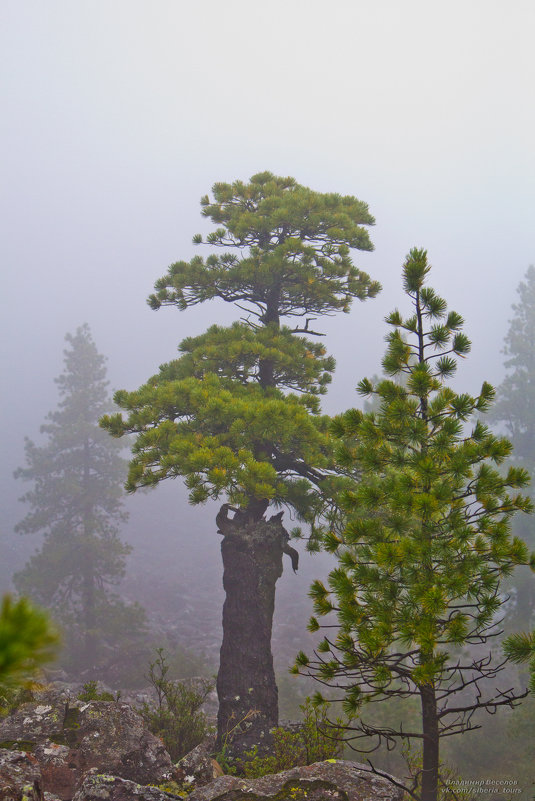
[101, 171, 379, 750]
[295, 251, 534, 801]
[490, 265, 535, 628]
[14, 325, 144, 674]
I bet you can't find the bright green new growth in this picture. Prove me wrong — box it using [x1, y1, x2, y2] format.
[105, 325, 327, 507]
[295, 249, 534, 801]
[502, 631, 535, 693]
[106, 324, 333, 512]
[0, 595, 58, 689]
[102, 172, 379, 519]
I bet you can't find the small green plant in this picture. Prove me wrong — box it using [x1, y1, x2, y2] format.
[76, 680, 118, 702]
[241, 698, 343, 778]
[213, 708, 261, 775]
[299, 698, 344, 764]
[139, 648, 212, 761]
[242, 732, 302, 778]
[0, 595, 57, 718]
[214, 742, 237, 776]
[0, 686, 37, 718]
[0, 595, 58, 692]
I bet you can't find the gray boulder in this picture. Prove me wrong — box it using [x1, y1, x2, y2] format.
[0, 748, 44, 801]
[0, 697, 173, 799]
[72, 769, 181, 801]
[187, 760, 403, 801]
[175, 736, 223, 788]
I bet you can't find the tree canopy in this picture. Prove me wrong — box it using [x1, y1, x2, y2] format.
[103, 172, 380, 520]
[148, 171, 378, 325]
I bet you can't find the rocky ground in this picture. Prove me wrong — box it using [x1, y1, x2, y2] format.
[0, 687, 404, 801]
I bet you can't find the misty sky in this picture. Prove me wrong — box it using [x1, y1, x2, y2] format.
[2, 0, 534, 535]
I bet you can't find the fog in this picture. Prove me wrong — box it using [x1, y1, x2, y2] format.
[1, 1, 534, 683]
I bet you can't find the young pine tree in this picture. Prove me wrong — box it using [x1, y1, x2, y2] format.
[101, 171, 379, 750]
[489, 265, 535, 629]
[295, 250, 534, 801]
[15, 325, 143, 675]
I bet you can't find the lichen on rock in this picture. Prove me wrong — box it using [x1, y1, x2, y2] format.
[186, 761, 403, 801]
[0, 693, 174, 799]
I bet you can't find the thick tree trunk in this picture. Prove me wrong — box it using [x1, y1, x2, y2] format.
[420, 683, 439, 801]
[216, 507, 294, 756]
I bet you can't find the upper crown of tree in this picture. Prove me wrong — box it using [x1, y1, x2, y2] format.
[102, 173, 380, 517]
[147, 171, 379, 325]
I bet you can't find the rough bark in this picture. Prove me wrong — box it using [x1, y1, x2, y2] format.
[420, 684, 439, 801]
[215, 506, 297, 756]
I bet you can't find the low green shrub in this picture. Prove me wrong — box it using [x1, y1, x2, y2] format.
[77, 680, 118, 702]
[139, 648, 213, 761]
[0, 686, 36, 717]
[241, 698, 343, 778]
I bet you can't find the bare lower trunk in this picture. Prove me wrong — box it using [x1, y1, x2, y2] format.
[216, 510, 292, 756]
[420, 683, 439, 801]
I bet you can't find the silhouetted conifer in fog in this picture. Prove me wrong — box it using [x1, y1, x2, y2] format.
[15, 325, 144, 674]
[490, 265, 535, 629]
